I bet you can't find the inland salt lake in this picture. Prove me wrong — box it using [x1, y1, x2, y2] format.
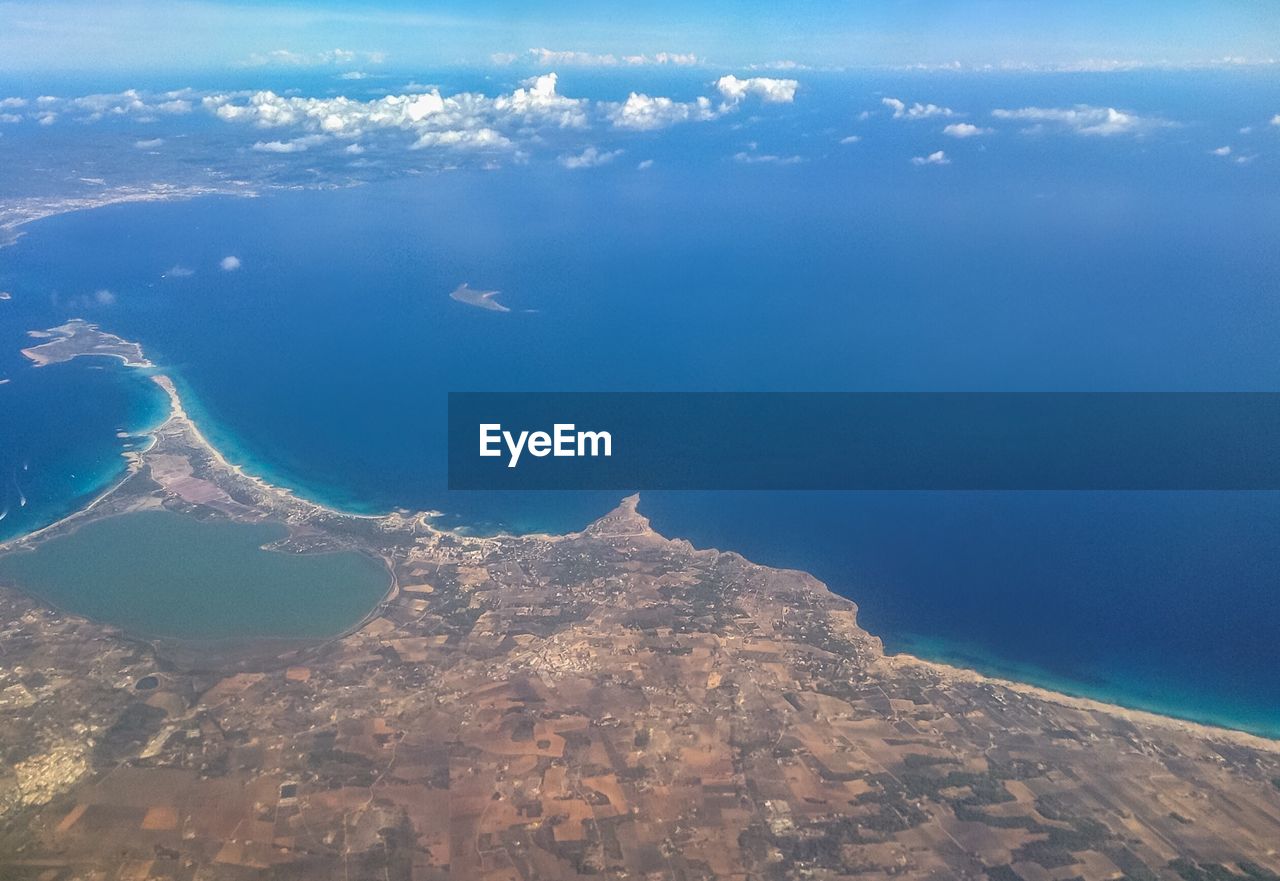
[1, 76, 1279, 735]
[0, 510, 389, 640]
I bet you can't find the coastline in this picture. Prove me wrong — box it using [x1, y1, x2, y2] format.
[166, 372, 399, 520]
[0, 184, 258, 252]
[5, 321, 1279, 750]
[149, 373, 392, 524]
[881, 651, 1280, 754]
[885, 631, 1280, 741]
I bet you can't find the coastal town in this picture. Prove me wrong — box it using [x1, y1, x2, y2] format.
[1, 322, 1279, 880]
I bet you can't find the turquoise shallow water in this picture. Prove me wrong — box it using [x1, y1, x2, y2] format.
[0, 510, 389, 639]
[894, 633, 1280, 740]
[0, 357, 171, 544]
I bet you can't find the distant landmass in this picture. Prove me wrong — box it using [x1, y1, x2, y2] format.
[449, 282, 509, 312]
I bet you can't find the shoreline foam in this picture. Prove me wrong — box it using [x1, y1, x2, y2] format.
[884, 631, 1280, 741]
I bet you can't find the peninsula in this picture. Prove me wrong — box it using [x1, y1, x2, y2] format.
[0, 321, 1278, 880]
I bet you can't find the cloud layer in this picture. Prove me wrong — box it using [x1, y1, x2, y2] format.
[204, 73, 588, 152]
[3, 71, 1256, 196]
[990, 105, 1167, 136]
[499, 48, 700, 67]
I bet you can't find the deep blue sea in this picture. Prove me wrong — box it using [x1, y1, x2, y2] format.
[2, 71, 1278, 735]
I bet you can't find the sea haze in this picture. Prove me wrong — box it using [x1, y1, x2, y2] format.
[1, 71, 1278, 734]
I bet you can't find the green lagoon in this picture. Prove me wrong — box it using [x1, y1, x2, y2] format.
[0, 510, 388, 640]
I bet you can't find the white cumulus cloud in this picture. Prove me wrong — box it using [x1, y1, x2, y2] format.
[883, 97, 956, 120]
[204, 72, 587, 150]
[220, 256, 241, 271]
[716, 75, 798, 104]
[558, 146, 623, 168]
[252, 135, 326, 153]
[1210, 145, 1232, 156]
[21, 73, 804, 172]
[607, 75, 798, 132]
[10, 89, 194, 123]
[607, 93, 716, 130]
[943, 123, 990, 138]
[911, 150, 950, 165]
[412, 128, 511, 150]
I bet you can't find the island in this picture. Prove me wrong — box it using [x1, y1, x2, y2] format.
[0, 320, 1277, 880]
[21, 319, 152, 368]
[450, 282, 511, 312]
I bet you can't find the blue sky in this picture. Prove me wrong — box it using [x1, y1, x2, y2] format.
[2, 0, 1278, 72]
